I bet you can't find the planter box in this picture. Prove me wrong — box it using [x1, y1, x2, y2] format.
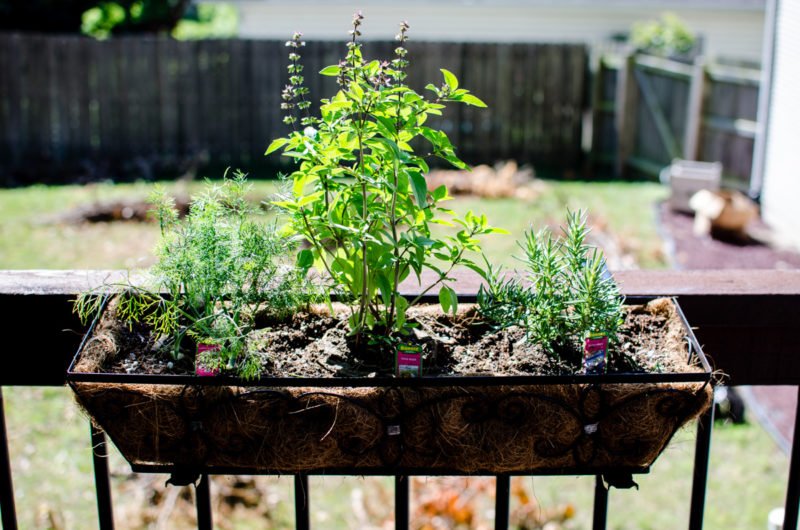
[67, 297, 712, 476]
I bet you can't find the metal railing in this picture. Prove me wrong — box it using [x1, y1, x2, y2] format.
[0, 269, 797, 529]
[0, 406, 715, 530]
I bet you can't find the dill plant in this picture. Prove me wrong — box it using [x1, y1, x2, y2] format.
[75, 171, 318, 379]
[267, 14, 505, 345]
[477, 210, 624, 367]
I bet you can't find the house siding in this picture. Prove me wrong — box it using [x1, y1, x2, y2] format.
[236, 3, 765, 62]
[761, 0, 800, 246]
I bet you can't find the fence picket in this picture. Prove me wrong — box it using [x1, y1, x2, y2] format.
[2, 35, 23, 166]
[96, 38, 118, 159]
[178, 40, 200, 160]
[522, 44, 539, 159]
[81, 38, 96, 159]
[237, 40, 254, 165]
[0, 38, 8, 163]
[18, 35, 36, 162]
[567, 45, 587, 165]
[157, 37, 179, 160]
[478, 43, 496, 163]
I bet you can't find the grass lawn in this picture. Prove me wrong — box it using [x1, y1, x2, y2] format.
[0, 179, 670, 270]
[0, 179, 789, 529]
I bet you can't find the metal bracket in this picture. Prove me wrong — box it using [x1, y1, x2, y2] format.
[602, 472, 639, 490]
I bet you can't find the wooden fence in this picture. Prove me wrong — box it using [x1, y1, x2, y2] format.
[592, 52, 760, 193]
[0, 33, 588, 185]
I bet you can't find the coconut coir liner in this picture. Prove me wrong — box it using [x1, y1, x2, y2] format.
[70, 298, 712, 473]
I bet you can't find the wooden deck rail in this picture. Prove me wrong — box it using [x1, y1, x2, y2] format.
[1, 268, 798, 386]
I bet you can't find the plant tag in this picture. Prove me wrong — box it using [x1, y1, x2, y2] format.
[196, 343, 220, 377]
[583, 333, 608, 374]
[396, 344, 422, 378]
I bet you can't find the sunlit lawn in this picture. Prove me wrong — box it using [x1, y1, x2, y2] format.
[0, 179, 788, 529]
[0, 179, 669, 270]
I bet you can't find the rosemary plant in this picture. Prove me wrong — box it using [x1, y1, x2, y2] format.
[477, 210, 624, 366]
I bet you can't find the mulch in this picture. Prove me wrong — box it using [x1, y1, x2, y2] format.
[740, 386, 796, 453]
[658, 202, 800, 270]
[658, 201, 800, 452]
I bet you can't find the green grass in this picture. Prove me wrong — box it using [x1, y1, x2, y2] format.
[606, 421, 788, 529]
[3, 387, 97, 529]
[0, 182, 168, 269]
[0, 179, 788, 528]
[500, 421, 789, 530]
[0, 179, 669, 270]
[444, 181, 670, 269]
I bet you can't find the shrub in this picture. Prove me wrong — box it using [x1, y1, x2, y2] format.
[631, 13, 696, 57]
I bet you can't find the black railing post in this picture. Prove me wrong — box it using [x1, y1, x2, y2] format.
[495, 474, 510, 530]
[593, 475, 608, 530]
[195, 474, 212, 530]
[395, 475, 409, 530]
[782, 386, 800, 530]
[295, 474, 310, 530]
[0, 389, 17, 530]
[90, 425, 114, 530]
[689, 398, 715, 530]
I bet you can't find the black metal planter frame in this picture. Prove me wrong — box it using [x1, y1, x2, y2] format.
[66, 296, 713, 481]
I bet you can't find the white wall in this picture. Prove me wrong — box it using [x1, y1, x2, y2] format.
[235, 2, 765, 62]
[761, 0, 800, 246]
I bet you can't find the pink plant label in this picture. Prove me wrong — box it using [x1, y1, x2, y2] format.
[396, 345, 422, 378]
[196, 343, 220, 377]
[583, 333, 608, 375]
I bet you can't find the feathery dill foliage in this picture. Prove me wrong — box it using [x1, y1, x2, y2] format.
[267, 13, 505, 346]
[75, 171, 319, 380]
[477, 210, 624, 366]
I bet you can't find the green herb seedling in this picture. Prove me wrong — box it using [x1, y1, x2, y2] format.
[477, 210, 624, 368]
[75, 171, 320, 379]
[267, 15, 506, 346]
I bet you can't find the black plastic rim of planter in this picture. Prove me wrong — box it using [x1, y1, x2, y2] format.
[66, 296, 713, 388]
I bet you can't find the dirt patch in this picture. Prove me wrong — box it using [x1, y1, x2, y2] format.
[80, 298, 697, 379]
[426, 160, 546, 200]
[60, 195, 190, 224]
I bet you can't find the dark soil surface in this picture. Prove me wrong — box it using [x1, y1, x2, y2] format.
[82, 298, 698, 380]
[743, 386, 796, 452]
